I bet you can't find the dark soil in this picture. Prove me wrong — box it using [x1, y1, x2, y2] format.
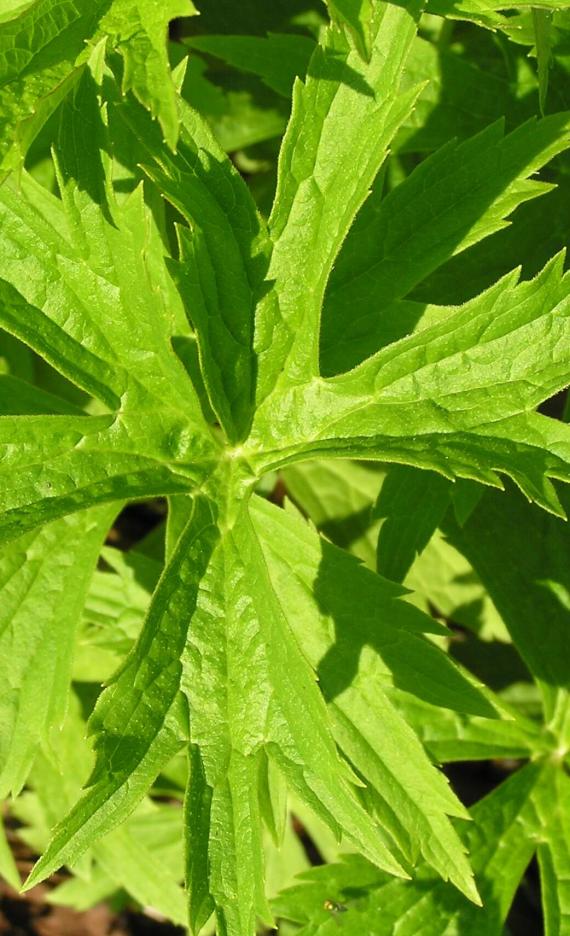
[0, 880, 185, 935]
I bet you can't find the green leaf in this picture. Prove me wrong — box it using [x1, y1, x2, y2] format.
[0, 506, 116, 797]
[182, 491, 407, 932]
[0, 59, 210, 416]
[322, 115, 570, 372]
[324, 0, 375, 60]
[185, 743, 215, 931]
[444, 485, 570, 695]
[251, 497, 493, 714]
[534, 9, 554, 113]
[274, 762, 545, 934]
[253, 257, 570, 516]
[534, 766, 570, 936]
[251, 495, 498, 900]
[0, 411, 211, 543]
[375, 467, 452, 582]
[262, 0, 423, 392]
[0, 0, 108, 175]
[184, 33, 315, 97]
[99, 0, 196, 150]
[0, 0, 194, 172]
[54, 64, 205, 413]
[113, 90, 273, 441]
[24, 494, 218, 893]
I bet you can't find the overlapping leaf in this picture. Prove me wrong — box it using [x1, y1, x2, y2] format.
[0, 0, 107, 174]
[251, 495, 495, 901]
[1, 4, 570, 934]
[444, 485, 570, 698]
[274, 763, 545, 935]
[110, 87, 274, 442]
[98, 0, 197, 149]
[321, 116, 570, 372]
[253, 257, 570, 515]
[0, 0, 195, 174]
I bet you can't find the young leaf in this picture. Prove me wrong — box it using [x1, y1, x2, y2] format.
[322, 115, 570, 372]
[324, 0, 375, 60]
[110, 85, 274, 441]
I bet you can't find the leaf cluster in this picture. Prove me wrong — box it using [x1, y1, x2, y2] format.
[0, 1, 570, 934]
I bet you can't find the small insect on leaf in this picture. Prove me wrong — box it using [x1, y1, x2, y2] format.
[324, 898, 348, 913]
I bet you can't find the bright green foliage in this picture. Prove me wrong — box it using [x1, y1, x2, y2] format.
[98, 0, 197, 148]
[323, 0, 375, 59]
[0, 507, 116, 798]
[273, 763, 546, 934]
[322, 117, 570, 371]
[0, 0, 106, 174]
[1, 2, 570, 935]
[0, 0, 194, 175]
